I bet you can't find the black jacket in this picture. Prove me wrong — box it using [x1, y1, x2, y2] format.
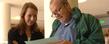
[8, 27, 44, 44]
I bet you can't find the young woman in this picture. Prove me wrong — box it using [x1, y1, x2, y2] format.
[8, 2, 44, 44]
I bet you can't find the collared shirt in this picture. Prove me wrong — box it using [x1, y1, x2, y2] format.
[54, 17, 76, 43]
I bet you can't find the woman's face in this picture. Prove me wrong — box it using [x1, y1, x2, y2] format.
[24, 8, 37, 26]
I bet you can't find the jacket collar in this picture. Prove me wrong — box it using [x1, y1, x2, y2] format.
[72, 7, 82, 21]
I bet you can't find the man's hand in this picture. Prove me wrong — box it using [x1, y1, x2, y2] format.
[56, 40, 72, 44]
[47, 40, 72, 44]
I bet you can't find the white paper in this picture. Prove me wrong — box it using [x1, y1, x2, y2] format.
[25, 37, 59, 44]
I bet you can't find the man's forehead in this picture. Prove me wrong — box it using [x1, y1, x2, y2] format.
[51, 0, 65, 6]
[51, 0, 67, 5]
[50, 2, 61, 11]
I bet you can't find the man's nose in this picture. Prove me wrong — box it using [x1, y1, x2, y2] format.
[51, 14, 59, 18]
[51, 12, 61, 17]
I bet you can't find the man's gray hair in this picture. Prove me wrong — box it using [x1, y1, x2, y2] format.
[50, 0, 68, 5]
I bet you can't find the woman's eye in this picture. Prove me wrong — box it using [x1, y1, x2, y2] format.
[27, 15, 31, 17]
[34, 15, 36, 17]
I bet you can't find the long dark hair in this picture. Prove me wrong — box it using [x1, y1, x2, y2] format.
[17, 2, 39, 35]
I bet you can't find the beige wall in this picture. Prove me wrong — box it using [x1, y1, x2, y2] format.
[0, 2, 11, 43]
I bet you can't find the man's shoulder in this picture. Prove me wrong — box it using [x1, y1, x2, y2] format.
[82, 13, 97, 20]
[71, 7, 97, 20]
[81, 13, 100, 26]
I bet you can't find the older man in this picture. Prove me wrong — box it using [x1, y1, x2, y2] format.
[49, 0, 105, 44]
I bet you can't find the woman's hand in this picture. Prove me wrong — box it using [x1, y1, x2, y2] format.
[12, 40, 18, 44]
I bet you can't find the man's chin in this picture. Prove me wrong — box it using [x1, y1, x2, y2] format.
[59, 20, 63, 23]
[59, 20, 66, 23]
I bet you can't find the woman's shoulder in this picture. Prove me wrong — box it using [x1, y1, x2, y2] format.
[8, 26, 19, 34]
[31, 30, 44, 40]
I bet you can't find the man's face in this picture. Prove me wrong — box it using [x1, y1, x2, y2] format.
[50, 0, 71, 23]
